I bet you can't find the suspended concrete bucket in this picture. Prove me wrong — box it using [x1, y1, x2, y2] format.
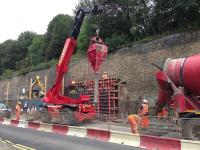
[87, 36, 108, 73]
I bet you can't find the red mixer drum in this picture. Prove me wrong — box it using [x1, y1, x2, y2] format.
[163, 54, 200, 96]
[87, 36, 108, 73]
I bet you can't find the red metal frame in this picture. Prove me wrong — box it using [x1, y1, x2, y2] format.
[75, 78, 120, 120]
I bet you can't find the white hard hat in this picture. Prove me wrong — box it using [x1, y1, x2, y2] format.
[142, 99, 147, 103]
[36, 75, 40, 80]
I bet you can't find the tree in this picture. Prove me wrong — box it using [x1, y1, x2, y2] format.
[105, 33, 130, 52]
[1, 69, 14, 79]
[0, 40, 19, 72]
[17, 31, 37, 58]
[152, 0, 200, 34]
[172, 0, 200, 29]
[0, 32, 36, 75]
[28, 35, 45, 66]
[44, 14, 73, 61]
[129, 0, 153, 39]
[74, 0, 134, 52]
[77, 19, 93, 54]
[16, 31, 37, 69]
[99, 0, 132, 39]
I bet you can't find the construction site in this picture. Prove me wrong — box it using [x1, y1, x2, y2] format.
[0, 31, 200, 140]
[0, 1, 200, 150]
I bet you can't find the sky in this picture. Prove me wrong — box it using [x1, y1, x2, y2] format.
[0, 0, 79, 43]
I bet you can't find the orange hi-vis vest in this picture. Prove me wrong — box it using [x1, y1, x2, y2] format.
[16, 105, 20, 111]
[140, 104, 149, 116]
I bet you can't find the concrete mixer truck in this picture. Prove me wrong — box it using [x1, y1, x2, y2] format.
[153, 54, 200, 140]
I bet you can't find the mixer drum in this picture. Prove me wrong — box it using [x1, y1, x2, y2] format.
[163, 54, 200, 96]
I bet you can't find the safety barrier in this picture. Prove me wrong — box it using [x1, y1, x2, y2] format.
[8, 111, 200, 141]
[140, 134, 181, 150]
[52, 125, 68, 135]
[0, 117, 199, 150]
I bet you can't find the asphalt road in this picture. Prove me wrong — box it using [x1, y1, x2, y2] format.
[0, 124, 141, 150]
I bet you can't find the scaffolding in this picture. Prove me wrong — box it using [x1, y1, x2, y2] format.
[75, 78, 120, 120]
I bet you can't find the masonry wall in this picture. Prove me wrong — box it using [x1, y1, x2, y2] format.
[69, 31, 200, 113]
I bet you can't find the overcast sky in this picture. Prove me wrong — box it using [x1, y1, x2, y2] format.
[0, 0, 79, 43]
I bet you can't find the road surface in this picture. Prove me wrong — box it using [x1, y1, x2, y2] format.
[0, 124, 142, 150]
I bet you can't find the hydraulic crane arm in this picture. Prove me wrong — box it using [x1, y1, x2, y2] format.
[44, 5, 103, 103]
[71, 5, 103, 40]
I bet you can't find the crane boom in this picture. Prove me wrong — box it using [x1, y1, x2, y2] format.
[43, 5, 103, 104]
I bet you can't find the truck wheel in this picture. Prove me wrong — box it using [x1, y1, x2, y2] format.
[182, 119, 200, 141]
[41, 108, 52, 123]
[60, 108, 77, 125]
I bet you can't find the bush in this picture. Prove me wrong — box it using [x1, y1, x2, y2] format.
[0, 69, 14, 79]
[0, 59, 57, 80]
[105, 33, 130, 52]
[17, 59, 57, 76]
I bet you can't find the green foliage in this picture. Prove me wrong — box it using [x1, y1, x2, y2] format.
[75, 0, 200, 50]
[152, 0, 200, 34]
[0, 36, 39, 76]
[0, 40, 19, 72]
[44, 14, 73, 61]
[74, 0, 134, 53]
[28, 35, 45, 66]
[98, 0, 132, 39]
[0, 59, 57, 80]
[129, 0, 152, 40]
[105, 33, 130, 52]
[77, 19, 91, 54]
[17, 59, 57, 76]
[15, 31, 37, 69]
[1, 69, 14, 79]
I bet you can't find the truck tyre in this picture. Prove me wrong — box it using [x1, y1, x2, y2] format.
[182, 119, 200, 141]
[41, 108, 52, 123]
[60, 108, 77, 125]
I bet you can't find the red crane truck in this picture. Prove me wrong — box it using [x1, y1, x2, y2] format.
[154, 54, 200, 140]
[40, 5, 103, 125]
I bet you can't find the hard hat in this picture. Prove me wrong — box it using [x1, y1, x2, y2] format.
[142, 99, 148, 103]
[36, 75, 40, 80]
[71, 80, 76, 84]
[103, 71, 107, 74]
[18, 101, 21, 104]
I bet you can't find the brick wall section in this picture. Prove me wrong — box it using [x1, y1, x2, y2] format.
[1, 31, 200, 114]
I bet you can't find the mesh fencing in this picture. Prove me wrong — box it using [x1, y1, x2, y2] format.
[1, 109, 199, 141]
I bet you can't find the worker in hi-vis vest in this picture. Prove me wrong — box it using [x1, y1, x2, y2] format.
[138, 99, 149, 129]
[16, 102, 21, 120]
[127, 99, 149, 134]
[157, 106, 169, 123]
[127, 114, 140, 134]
